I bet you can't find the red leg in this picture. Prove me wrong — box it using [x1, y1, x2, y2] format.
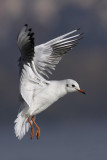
[28, 116, 34, 139]
[31, 116, 40, 140]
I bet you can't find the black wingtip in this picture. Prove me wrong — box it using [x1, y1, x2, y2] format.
[79, 32, 84, 36]
[30, 33, 34, 36]
[24, 24, 28, 27]
[74, 42, 79, 45]
[78, 37, 84, 40]
[28, 28, 32, 32]
[77, 27, 80, 31]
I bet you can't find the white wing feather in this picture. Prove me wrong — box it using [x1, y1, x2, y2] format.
[33, 29, 82, 79]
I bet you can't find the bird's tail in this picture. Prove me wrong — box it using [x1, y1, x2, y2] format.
[14, 106, 36, 140]
[14, 109, 30, 140]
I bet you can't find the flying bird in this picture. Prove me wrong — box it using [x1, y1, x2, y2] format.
[14, 24, 85, 140]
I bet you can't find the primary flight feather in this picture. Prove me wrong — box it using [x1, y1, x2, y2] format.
[14, 24, 85, 140]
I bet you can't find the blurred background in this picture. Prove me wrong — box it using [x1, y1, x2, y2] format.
[0, 0, 107, 159]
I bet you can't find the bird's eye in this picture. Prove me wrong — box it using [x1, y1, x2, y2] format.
[72, 84, 75, 87]
[66, 84, 69, 87]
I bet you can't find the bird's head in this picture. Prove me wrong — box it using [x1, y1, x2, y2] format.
[66, 79, 85, 94]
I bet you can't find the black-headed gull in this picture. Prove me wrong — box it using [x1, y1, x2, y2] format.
[14, 24, 85, 140]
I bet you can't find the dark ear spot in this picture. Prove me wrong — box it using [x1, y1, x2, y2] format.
[66, 84, 69, 87]
[46, 82, 49, 85]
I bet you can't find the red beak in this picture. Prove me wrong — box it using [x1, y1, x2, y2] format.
[78, 89, 86, 94]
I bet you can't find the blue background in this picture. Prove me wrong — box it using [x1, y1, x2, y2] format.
[0, 0, 107, 159]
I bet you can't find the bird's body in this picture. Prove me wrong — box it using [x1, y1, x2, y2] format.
[30, 80, 67, 115]
[23, 80, 67, 116]
[14, 24, 85, 140]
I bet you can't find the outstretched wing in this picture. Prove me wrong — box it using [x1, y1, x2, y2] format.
[17, 24, 47, 107]
[34, 28, 83, 79]
[18, 24, 83, 80]
[17, 24, 35, 74]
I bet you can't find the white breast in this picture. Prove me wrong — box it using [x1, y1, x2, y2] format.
[30, 80, 67, 115]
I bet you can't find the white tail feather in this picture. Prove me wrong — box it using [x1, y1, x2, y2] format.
[14, 111, 30, 140]
[14, 106, 36, 140]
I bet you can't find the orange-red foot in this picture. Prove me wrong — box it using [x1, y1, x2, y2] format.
[36, 127, 40, 140]
[30, 126, 34, 139]
[31, 116, 40, 140]
[28, 116, 34, 140]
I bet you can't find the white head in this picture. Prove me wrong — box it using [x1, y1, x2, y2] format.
[65, 79, 85, 94]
